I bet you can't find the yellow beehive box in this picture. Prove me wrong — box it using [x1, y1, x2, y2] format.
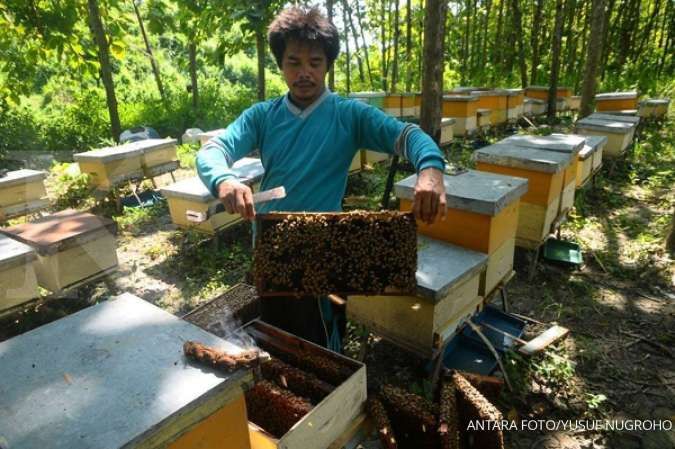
[525, 85, 573, 101]
[473, 144, 572, 249]
[576, 135, 607, 187]
[348, 236, 487, 357]
[470, 89, 509, 125]
[638, 98, 670, 118]
[199, 128, 227, 145]
[477, 108, 492, 130]
[440, 117, 456, 145]
[506, 88, 525, 121]
[575, 116, 636, 158]
[0, 292, 254, 449]
[0, 169, 48, 221]
[442, 95, 479, 136]
[0, 209, 118, 292]
[129, 138, 179, 175]
[595, 91, 639, 112]
[0, 234, 39, 312]
[364, 150, 389, 165]
[161, 157, 264, 234]
[396, 170, 527, 296]
[383, 93, 416, 117]
[350, 151, 363, 172]
[501, 133, 585, 213]
[74, 144, 143, 191]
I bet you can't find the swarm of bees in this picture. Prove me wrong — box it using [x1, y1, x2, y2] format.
[182, 341, 261, 371]
[245, 380, 313, 437]
[438, 382, 459, 449]
[452, 372, 505, 449]
[254, 211, 417, 296]
[367, 397, 399, 449]
[260, 358, 334, 404]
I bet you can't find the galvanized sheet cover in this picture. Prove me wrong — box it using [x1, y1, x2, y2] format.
[0, 169, 47, 188]
[575, 117, 635, 134]
[473, 143, 572, 173]
[0, 233, 36, 269]
[595, 91, 638, 100]
[501, 133, 585, 155]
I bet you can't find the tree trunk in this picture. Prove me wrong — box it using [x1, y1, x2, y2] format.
[530, 0, 544, 85]
[633, 0, 661, 61]
[511, 0, 528, 87]
[354, 0, 374, 86]
[579, 0, 606, 117]
[420, 0, 447, 142]
[418, 0, 424, 90]
[343, 0, 365, 82]
[574, 0, 592, 92]
[381, 0, 388, 91]
[600, 0, 615, 79]
[342, 1, 351, 92]
[132, 0, 166, 105]
[462, 0, 472, 84]
[327, 0, 335, 90]
[481, 0, 492, 81]
[87, 0, 121, 142]
[256, 28, 265, 101]
[189, 40, 199, 110]
[547, 0, 565, 123]
[492, 0, 505, 83]
[667, 208, 675, 255]
[562, 0, 577, 82]
[405, 0, 413, 91]
[391, 0, 400, 92]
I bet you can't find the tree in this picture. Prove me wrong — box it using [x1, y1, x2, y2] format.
[579, 0, 606, 117]
[327, 0, 335, 90]
[420, 0, 447, 142]
[547, 0, 565, 123]
[132, 0, 166, 106]
[530, 0, 544, 85]
[510, 0, 528, 87]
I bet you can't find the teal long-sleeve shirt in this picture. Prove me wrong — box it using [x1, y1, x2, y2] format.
[196, 89, 445, 214]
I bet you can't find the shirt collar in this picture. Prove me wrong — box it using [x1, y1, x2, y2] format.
[284, 88, 332, 119]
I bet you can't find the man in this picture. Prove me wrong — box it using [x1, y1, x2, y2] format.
[197, 7, 446, 349]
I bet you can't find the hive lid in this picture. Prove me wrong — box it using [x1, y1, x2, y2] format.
[161, 157, 264, 202]
[640, 98, 670, 105]
[524, 97, 546, 105]
[526, 85, 572, 91]
[440, 117, 456, 126]
[575, 117, 635, 134]
[449, 86, 483, 94]
[505, 88, 524, 95]
[348, 91, 386, 98]
[73, 143, 143, 163]
[0, 293, 253, 449]
[578, 135, 608, 160]
[469, 89, 508, 97]
[0, 169, 47, 188]
[126, 137, 177, 153]
[442, 94, 479, 102]
[473, 143, 572, 173]
[395, 169, 528, 216]
[589, 113, 640, 125]
[416, 236, 487, 302]
[595, 91, 638, 100]
[0, 209, 116, 255]
[0, 234, 36, 268]
[501, 133, 585, 155]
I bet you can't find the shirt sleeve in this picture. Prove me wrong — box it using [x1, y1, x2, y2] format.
[353, 101, 445, 173]
[196, 104, 263, 196]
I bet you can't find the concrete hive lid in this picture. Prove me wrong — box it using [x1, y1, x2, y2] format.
[501, 133, 585, 155]
[524, 97, 546, 104]
[395, 169, 528, 216]
[126, 137, 177, 153]
[0, 169, 47, 188]
[589, 113, 640, 125]
[595, 91, 638, 100]
[0, 209, 116, 255]
[73, 143, 143, 163]
[473, 143, 572, 173]
[160, 157, 264, 202]
[640, 98, 670, 105]
[526, 85, 572, 91]
[0, 293, 253, 449]
[0, 233, 36, 269]
[449, 86, 482, 94]
[578, 135, 608, 160]
[575, 117, 635, 134]
[443, 94, 479, 101]
[415, 236, 488, 303]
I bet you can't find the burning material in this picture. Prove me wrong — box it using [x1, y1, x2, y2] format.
[367, 397, 399, 449]
[452, 372, 505, 449]
[254, 211, 417, 296]
[438, 382, 459, 449]
[260, 358, 335, 404]
[182, 341, 262, 372]
[245, 380, 313, 438]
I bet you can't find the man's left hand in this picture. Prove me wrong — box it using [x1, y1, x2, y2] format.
[413, 168, 446, 225]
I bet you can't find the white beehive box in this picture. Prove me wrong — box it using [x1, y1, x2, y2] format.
[0, 169, 48, 221]
[0, 234, 39, 312]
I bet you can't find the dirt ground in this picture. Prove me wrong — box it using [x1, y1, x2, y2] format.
[1, 114, 673, 449]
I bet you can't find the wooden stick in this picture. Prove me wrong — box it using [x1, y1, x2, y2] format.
[466, 320, 513, 391]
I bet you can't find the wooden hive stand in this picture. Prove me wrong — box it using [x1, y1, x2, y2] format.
[442, 94, 479, 137]
[0, 293, 255, 449]
[161, 157, 264, 235]
[595, 91, 639, 113]
[0, 169, 49, 223]
[0, 209, 119, 294]
[395, 169, 528, 299]
[0, 234, 39, 314]
[348, 235, 488, 359]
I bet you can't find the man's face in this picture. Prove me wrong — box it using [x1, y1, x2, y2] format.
[281, 40, 328, 106]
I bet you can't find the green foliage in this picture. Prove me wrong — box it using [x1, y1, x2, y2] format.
[114, 202, 168, 234]
[46, 162, 94, 210]
[177, 143, 199, 169]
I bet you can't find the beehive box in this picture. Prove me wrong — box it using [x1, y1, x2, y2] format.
[0, 169, 48, 221]
[242, 320, 367, 449]
[74, 144, 143, 190]
[440, 117, 456, 145]
[567, 96, 581, 111]
[470, 89, 508, 125]
[396, 170, 528, 296]
[130, 138, 179, 176]
[412, 92, 422, 117]
[160, 157, 264, 234]
[525, 97, 547, 116]
[0, 209, 118, 292]
[0, 234, 39, 312]
[575, 117, 636, 158]
[595, 91, 638, 112]
[505, 88, 525, 121]
[350, 150, 363, 173]
[348, 91, 386, 110]
[473, 144, 572, 249]
[199, 128, 227, 145]
[442, 95, 479, 136]
[525, 85, 573, 101]
[501, 133, 585, 213]
[576, 135, 608, 187]
[477, 108, 492, 130]
[590, 112, 641, 127]
[0, 293, 254, 449]
[638, 98, 670, 118]
[364, 149, 389, 165]
[383, 93, 416, 117]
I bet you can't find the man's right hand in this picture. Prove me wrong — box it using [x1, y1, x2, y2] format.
[217, 180, 256, 221]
